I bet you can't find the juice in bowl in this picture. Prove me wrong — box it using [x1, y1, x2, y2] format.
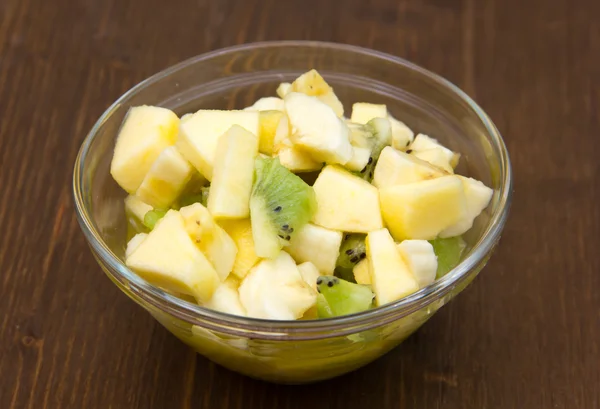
[73, 42, 512, 384]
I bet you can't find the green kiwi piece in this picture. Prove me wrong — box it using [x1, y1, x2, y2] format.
[250, 157, 317, 258]
[334, 234, 366, 282]
[354, 117, 392, 182]
[176, 186, 210, 208]
[143, 209, 168, 230]
[316, 276, 374, 317]
[429, 236, 467, 278]
[316, 293, 334, 318]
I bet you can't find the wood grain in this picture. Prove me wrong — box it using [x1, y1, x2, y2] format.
[1, 0, 598, 407]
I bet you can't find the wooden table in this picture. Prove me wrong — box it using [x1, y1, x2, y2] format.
[1, 0, 598, 407]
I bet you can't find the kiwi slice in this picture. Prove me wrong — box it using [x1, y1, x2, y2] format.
[355, 117, 392, 182]
[316, 276, 374, 317]
[429, 236, 467, 278]
[316, 293, 334, 318]
[250, 157, 317, 258]
[143, 209, 168, 230]
[334, 234, 366, 282]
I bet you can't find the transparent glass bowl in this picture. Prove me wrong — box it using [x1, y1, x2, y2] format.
[73, 41, 512, 384]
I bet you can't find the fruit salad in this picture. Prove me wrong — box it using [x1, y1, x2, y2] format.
[112, 69, 493, 321]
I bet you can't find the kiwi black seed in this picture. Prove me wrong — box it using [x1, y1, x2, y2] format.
[406, 149, 413, 154]
[334, 234, 367, 283]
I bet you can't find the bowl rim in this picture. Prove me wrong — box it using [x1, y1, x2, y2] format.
[73, 40, 512, 339]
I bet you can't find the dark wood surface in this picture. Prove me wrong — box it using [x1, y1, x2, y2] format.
[1, 0, 598, 407]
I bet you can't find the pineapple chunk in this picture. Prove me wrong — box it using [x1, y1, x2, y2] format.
[135, 146, 194, 209]
[180, 203, 237, 281]
[379, 175, 467, 240]
[125, 233, 148, 259]
[125, 195, 152, 222]
[389, 115, 415, 150]
[366, 228, 419, 306]
[208, 125, 258, 219]
[412, 149, 455, 173]
[277, 147, 323, 172]
[205, 277, 247, 316]
[285, 93, 353, 165]
[298, 262, 320, 291]
[350, 103, 387, 124]
[258, 110, 288, 155]
[276, 82, 292, 98]
[125, 210, 220, 303]
[440, 177, 493, 237]
[410, 134, 459, 169]
[353, 259, 371, 285]
[176, 110, 259, 180]
[219, 219, 260, 279]
[110, 106, 179, 193]
[312, 166, 383, 233]
[287, 223, 343, 275]
[244, 97, 285, 112]
[239, 251, 316, 320]
[397, 240, 437, 288]
[373, 146, 446, 188]
[291, 69, 344, 117]
[345, 146, 372, 172]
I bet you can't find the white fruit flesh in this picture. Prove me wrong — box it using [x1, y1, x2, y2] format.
[125, 233, 148, 259]
[177, 110, 259, 180]
[373, 146, 446, 188]
[286, 223, 343, 275]
[312, 166, 383, 233]
[440, 177, 493, 237]
[276, 82, 292, 98]
[244, 97, 285, 112]
[125, 210, 220, 303]
[290, 69, 344, 117]
[285, 93, 352, 164]
[110, 106, 179, 193]
[397, 240, 437, 288]
[366, 229, 419, 306]
[410, 134, 459, 168]
[379, 175, 467, 240]
[389, 115, 415, 150]
[239, 252, 316, 320]
[124, 195, 152, 222]
[180, 203, 237, 281]
[259, 110, 289, 155]
[218, 219, 260, 279]
[205, 277, 247, 316]
[350, 103, 387, 124]
[135, 146, 194, 209]
[345, 146, 372, 172]
[298, 262, 320, 291]
[353, 259, 371, 285]
[208, 125, 258, 219]
[412, 148, 455, 173]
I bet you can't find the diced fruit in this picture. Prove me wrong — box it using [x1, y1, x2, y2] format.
[277, 147, 323, 172]
[110, 106, 179, 193]
[136, 146, 194, 209]
[219, 219, 260, 279]
[410, 134, 459, 169]
[180, 203, 237, 281]
[276, 82, 292, 98]
[430, 236, 467, 278]
[316, 293, 334, 318]
[287, 223, 343, 275]
[440, 177, 493, 237]
[205, 277, 247, 316]
[239, 251, 316, 320]
[250, 157, 317, 258]
[285, 92, 352, 164]
[316, 276, 374, 316]
[345, 146, 372, 172]
[389, 115, 414, 150]
[245, 97, 285, 112]
[177, 110, 259, 180]
[207, 125, 258, 219]
[379, 175, 467, 240]
[125, 233, 148, 259]
[353, 117, 392, 181]
[312, 166, 382, 233]
[335, 234, 366, 282]
[290, 69, 344, 117]
[366, 228, 419, 306]
[397, 240, 438, 288]
[412, 148, 454, 173]
[373, 146, 446, 188]
[353, 259, 371, 285]
[126, 210, 220, 303]
[125, 195, 152, 230]
[258, 110, 288, 155]
[298, 262, 320, 291]
[143, 209, 167, 230]
[350, 103, 387, 124]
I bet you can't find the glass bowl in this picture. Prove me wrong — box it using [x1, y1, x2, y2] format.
[73, 41, 512, 384]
